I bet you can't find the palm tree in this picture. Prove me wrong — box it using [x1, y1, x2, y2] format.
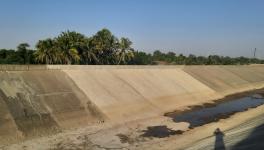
[80, 39, 100, 64]
[55, 31, 85, 64]
[116, 37, 134, 64]
[90, 28, 119, 64]
[60, 47, 80, 64]
[33, 29, 134, 65]
[35, 39, 59, 64]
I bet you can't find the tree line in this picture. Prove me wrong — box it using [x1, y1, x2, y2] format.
[0, 28, 263, 65]
[129, 50, 264, 65]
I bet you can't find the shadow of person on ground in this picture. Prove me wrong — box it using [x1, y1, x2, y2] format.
[232, 124, 264, 150]
[214, 128, 226, 150]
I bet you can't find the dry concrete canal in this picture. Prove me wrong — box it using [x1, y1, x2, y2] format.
[1, 65, 264, 150]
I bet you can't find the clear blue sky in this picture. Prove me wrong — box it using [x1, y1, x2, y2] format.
[1, 0, 264, 57]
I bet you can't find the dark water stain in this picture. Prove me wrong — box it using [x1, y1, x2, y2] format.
[141, 125, 183, 138]
[165, 95, 264, 128]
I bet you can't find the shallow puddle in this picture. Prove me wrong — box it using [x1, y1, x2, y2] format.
[165, 94, 264, 128]
[141, 125, 183, 138]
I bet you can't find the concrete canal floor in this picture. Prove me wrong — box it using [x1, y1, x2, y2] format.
[2, 97, 264, 150]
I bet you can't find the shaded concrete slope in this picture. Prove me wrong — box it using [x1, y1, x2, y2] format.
[0, 70, 102, 144]
[0, 94, 21, 144]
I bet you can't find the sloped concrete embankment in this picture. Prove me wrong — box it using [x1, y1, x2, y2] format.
[0, 69, 103, 144]
[1, 65, 264, 145]
[183, 65, 264, 96]
[63, 67, 219, 122]
[63, 65, 264, 123]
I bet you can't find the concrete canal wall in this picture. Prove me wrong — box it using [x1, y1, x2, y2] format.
[0, 65, 264, 144]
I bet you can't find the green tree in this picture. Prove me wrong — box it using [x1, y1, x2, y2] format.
[55, 31, 85, 64]
[0, 49, 23, 64]
[153, 50, 163, 61]
[90, 28, 119, 64]
[166, 52, 176, 63]
[116, 37, 134, 64]
[185, 54, 197, 65]
[35, 39, 59, 64]
[7, 28, 264, 65]
[17, 43, 30, 64]
[128, 51, 152, 65]
[196, 56, 207, 65]
[79, 38, 99, 64]
[176, 54, 186, 65]
[207, 55, 221, 65]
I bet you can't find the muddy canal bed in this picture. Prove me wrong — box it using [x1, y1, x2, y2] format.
[141, 94, 264, 138]
[165, 94, 264, 128]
